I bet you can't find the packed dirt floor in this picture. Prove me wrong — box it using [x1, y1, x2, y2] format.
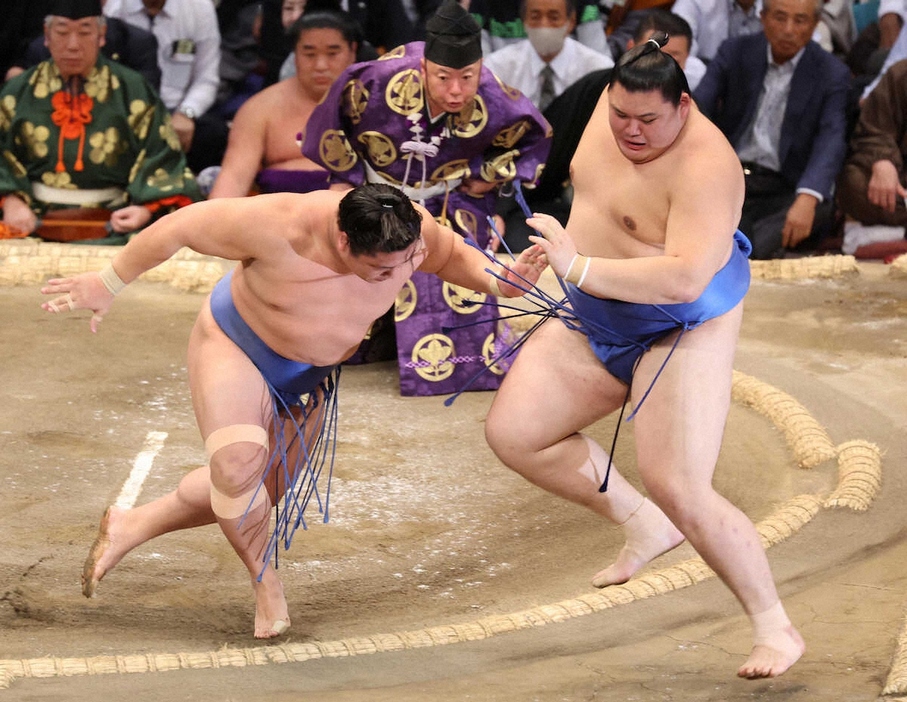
[1, 240, 906, 701]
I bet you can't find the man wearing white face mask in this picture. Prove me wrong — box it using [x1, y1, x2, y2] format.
[484, 0, 614, 112]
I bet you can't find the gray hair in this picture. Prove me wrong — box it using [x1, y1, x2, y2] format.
[44, 15, 107, 29]
[761, 0, 822, 18]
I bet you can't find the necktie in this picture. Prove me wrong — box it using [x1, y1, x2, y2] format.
[539, 63, 555, 112]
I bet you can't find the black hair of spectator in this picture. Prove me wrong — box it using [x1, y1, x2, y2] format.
[288, 7, 363, 48]
[518, 0, 577, 19]
[610, 31, 690, 106]
[634, 9, 693, 46]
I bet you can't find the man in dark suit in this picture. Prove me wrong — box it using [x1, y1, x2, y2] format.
[693, 0, 851, 259]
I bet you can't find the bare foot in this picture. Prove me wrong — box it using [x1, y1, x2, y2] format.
[252, 569, 291, 639]
[81, 506, 128, 597]
[738, 625, 805, 679]
[591, 498, 685, 588]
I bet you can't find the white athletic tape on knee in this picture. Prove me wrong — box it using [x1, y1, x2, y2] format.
[210, 483, 270, 520]
[204, 424, 269, 460]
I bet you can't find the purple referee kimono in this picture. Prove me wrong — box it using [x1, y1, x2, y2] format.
[301, 42, 551, 397]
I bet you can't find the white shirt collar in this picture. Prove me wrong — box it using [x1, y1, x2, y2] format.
[765, 41, 806, 70]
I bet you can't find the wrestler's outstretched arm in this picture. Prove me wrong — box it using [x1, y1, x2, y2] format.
[416, 209, 548, 296]
[39, 194, 319, 332]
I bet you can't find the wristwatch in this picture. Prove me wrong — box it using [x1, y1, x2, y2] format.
[177, 105, 197, 120]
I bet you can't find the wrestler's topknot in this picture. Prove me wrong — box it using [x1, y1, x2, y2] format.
[338, 184, 423, 255]
[610, 31, 689, 106]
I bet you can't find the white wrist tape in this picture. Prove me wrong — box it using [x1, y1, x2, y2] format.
[98, 264, 127, 296]
[488, 270, 505, 297]
[563, 253, 580, 282]
[576, 256, 592, 288]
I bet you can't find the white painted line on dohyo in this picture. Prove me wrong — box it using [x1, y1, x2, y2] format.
[114, 431, 168, 509]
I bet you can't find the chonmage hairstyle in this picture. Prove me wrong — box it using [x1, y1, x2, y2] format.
[337, 184, 424, 256]
[609, 31, 690, 106]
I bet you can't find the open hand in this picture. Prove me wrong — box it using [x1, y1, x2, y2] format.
[498, 244, 547, 296]
[525, 213, 577, 277]
[40, 271, 115, 333]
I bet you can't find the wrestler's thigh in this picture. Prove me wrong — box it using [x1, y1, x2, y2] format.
[630, 304, 743, 494]
[187, 302, 272, 439]
[488, 320, 628, 450]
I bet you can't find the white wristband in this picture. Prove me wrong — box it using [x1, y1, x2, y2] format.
[576, 256, 592, 289]
[98, 263, 127, 296]
[562, 253, 580, 282]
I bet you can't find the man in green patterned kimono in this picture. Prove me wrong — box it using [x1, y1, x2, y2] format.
[0, 0, 200, 243]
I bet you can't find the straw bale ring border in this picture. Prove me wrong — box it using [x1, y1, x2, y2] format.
[0, 243, 885, 689]
[0, 369, 881, 689]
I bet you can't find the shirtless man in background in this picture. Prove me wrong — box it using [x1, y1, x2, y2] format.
[208, 10, 359, 198]
[484, 34, 805, 679]
[41, 183, 545, 639]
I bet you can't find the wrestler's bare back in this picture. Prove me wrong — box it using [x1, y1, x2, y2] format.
[565, 86, 745, 266]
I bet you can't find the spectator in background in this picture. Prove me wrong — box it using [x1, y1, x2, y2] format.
[0, 0, 199, 242]
[470, 0, 611, 57]
[8, 3, 162, 91]
[276, 0, 377, 81]
[848, 0, 905, 80]
[836, 59, 907, 260]
[625, 9, 707, 90]
[259, 0, 404, 88]
[215, 0, 266, 122]
[815, 0, 857, 59]
[484, 0, 612, 252]
[484, 0, 614, 112]
[103, 0, 226, 173]
[602, 0, 677, 60]
[207, 10, 359, 198]
[343, 0, 424, 51]
[403, 0, 446, 38]
[877, 0, 906, 51]
[693, 0, 850, 259]
[860, 11, 907, 100]
[672, 0, 763, 62]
